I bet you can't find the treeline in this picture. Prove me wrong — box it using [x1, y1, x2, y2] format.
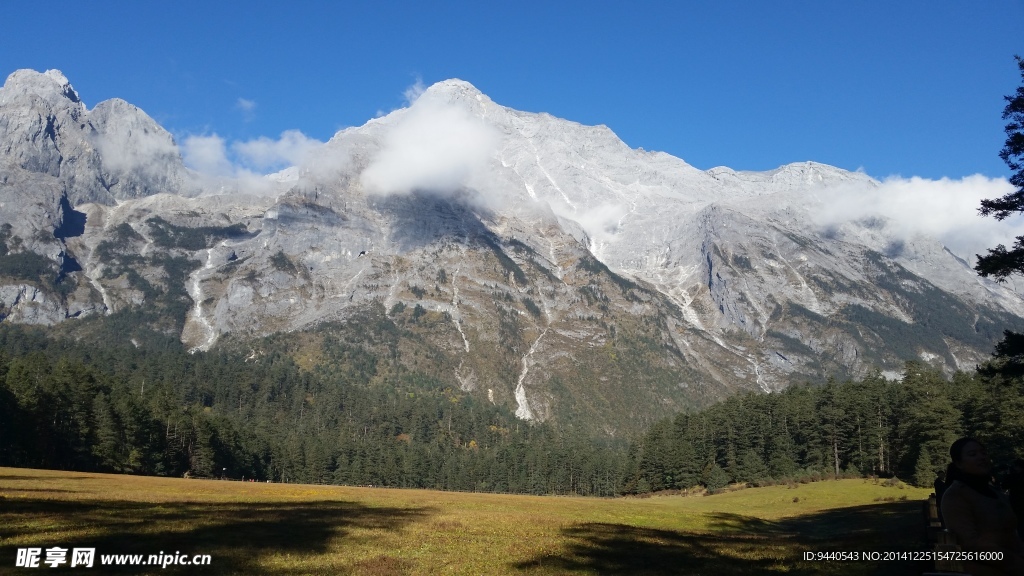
[623, 363, 1024, 493]
[0, 318, 624, 496]
[3, 312, 1022, 498]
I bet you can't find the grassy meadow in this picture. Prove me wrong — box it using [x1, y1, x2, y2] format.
[0, 467, 932, 575]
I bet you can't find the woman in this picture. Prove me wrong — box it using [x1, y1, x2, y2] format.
[940, 437, 1024, 575]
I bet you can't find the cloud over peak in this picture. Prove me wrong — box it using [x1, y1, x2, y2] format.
[359, 84, 499, 197]
[813, 174, 1024, 263]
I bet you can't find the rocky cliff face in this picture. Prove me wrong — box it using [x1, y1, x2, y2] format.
[1, 70, 1020, 434]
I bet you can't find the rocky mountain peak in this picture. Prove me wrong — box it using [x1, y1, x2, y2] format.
[0, 69, 195, 212]
[423, 78, 484, 98]
[1, 68, 83, 108]
[416, 79, 494, 114]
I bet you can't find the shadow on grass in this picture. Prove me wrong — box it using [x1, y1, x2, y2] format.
[513, 501, 927, 576]
[0, 474, 93, 481]
[0, 488, 77, 493]
[0, 497, 432, 575]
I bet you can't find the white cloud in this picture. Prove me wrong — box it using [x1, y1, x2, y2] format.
[178, 130, 334, 196]
[813, 174, 1024, 262]
[183, 79, 494, 198]
[359, 89, 500, 197]
[403, 79, 426, 104]
[231, 130, 323, 172]
[181, 134, 235, 177]
[572, 203, 629, 246]
[180, 134, 283, 195]
[94, 127, 179, 174]
[236, 98, 256, 112]
[236, 98, 256, 122]
[181, 131, 326, 175]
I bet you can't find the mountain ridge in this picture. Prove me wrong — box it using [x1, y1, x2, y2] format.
[1, 69, 1021, 434]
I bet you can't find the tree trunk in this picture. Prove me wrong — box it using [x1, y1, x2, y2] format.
[833, 437, 840, 477]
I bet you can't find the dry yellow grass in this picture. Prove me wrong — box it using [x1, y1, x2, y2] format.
[0, 467, 931, 575]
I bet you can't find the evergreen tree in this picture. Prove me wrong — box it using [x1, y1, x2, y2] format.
[735, 448, 769, 485]
[913, 451, 935, 488]
[636, 419, 672, 491]
[704, 463, 730, 493]
[766, 431, 798, 479]
[977, 55, 1024, 270]
[975, 56, 1024, 377]
[671, 432, 701, 489]
[189, 415, 217, 478]
[898, 362, 961, 484]
[91, 392, 122, 471]
[817, 381, 851, 477]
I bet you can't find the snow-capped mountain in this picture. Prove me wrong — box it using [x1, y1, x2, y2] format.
[1, 70, 1020, 434]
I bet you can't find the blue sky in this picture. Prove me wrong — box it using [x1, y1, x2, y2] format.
[2, 0, 1023, 179]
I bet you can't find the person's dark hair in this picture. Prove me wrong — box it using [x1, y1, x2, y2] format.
[945, 437, 997, 498]
[948, 437, 980, 464]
